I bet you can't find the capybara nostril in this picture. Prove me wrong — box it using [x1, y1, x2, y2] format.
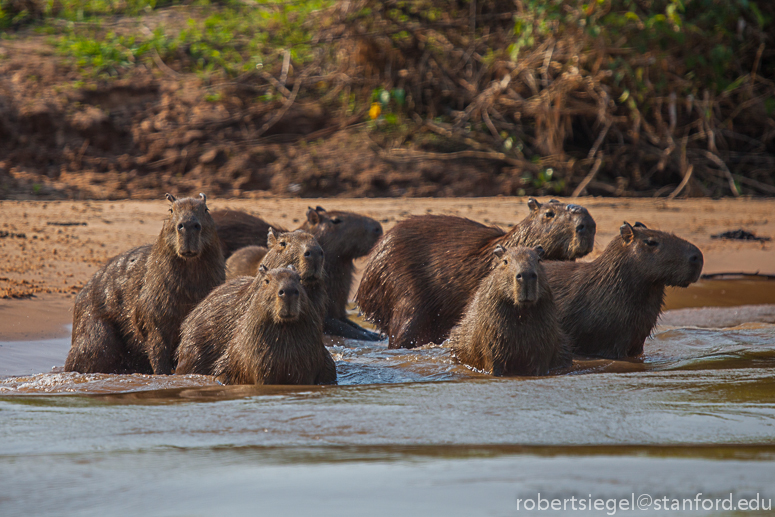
[689, 254, 701, 264]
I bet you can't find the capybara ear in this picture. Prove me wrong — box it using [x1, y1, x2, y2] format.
[315, 206, 327, 213]
[620, 222, 635, 243]
[633, 221, 647, 229]
[165, 193, 176, 203]
[286, 264, 297, 271]
[549, 199, 559, 203]
[199, 193, 207, 204]
[306, 207, 320, 225]
[493, 244, 507, 258]
[267, 228, 277, 248]
[534, 245, 545, 260]
[527, 198, 541, 212]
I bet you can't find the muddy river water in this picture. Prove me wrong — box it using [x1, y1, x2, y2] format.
[2, 280, 775, 515]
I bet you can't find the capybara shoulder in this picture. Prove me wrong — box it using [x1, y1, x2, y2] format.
[449, 246, 570, 376]
[225, 245, 268, 280]
[65, 193, 225, 375]
[544, 221, 703, 359]
[212, 209, 282, 258]
[176, 267, 337, 385]
[355, 198, 596, 349]
[299, 206, 383, 320]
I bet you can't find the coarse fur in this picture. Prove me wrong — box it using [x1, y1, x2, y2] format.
[543, 222, 704, 359]
[449, 246, 571, 376]
[65, 193, 225, 374]
[259, 229, 328, 326]
[176, 268, 337, 385]
[355, 198, 596, 349]
[226, 245, 268, 279]
[214, 206, 383, 339]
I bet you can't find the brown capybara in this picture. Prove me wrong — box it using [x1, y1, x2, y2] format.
[543, 222, 704, 359]
[449, 245, 571, 376]
[355, 198, 596, 349]
[225, 245, 268, 279]
[214, 206, 384, 340]
[259, 228, 328, 325]
[65, 193, 225, 375]
[176, 267, 337, 385]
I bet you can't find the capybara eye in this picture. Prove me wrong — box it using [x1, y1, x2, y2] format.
[644, 239, 659, 247]
[503, 260, 508, 265]
[177, 223, 184, 231]
[544, 211, 555, 218]
[280, 242, 287, 247]
[331, 218, 342, 224]
[264, 278, 270, 284]
[516, 273, 522, 280]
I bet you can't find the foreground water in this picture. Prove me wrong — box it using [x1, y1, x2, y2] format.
[2, 285, 775, 515]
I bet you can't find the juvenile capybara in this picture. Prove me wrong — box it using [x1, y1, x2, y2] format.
[65, 193, 225, 374]
[356, 198, 596, 349]
[449, 246, 571, 376]
[543, 222, 704, 359]
[176, 267, 337, 385]
[225, 245, 268, 279]
[215, 206, 383, 340]
[259, 228, 328, 325]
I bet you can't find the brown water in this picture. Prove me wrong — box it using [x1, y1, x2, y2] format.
[2, 280, 775, 515]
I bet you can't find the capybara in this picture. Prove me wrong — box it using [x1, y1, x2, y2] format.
[259, 228, 328, 325]
[176, 267, 337, 385]
[449, 246, 571, 376]
[226, 245, 268, 279]
[355, 198, 596, 349]
[65, 193, 225, 374]
[215, 206, 384, 340]
[543, 222, 704, 359]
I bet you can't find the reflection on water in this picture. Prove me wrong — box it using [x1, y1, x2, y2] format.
[2, 281, 775, 514]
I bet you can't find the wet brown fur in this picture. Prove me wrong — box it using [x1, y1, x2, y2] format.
[259, 229, 328, 326]
[65, 194, 225, 374]
[176, 268, 337, 385]
[226, 245, 268, 279]
[214, 206, 382, 321]
[543, 222, 704, 359]
[355, 199, 596, 349]
[449, 246, 571, 376]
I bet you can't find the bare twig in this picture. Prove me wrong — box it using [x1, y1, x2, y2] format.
[667, 164, 693, 200]
[702, 150, 740, 197]
[572, 152, 603, 197]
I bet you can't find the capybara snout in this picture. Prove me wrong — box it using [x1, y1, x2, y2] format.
[273, 277, 302, 321]
[166, 193, 215, 259]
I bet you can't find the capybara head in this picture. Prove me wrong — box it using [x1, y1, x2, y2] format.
[263, 229, 325, 283]
[616, 222, 703, 287]
[256, 267, 308, 323]
[163, 193, 218, 259]
[491, 245, 547, 305]
[300, 206, 384, 259]
[520, 198, 596, 260]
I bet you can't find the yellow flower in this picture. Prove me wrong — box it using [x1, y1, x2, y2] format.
[369, 102, 381, 120]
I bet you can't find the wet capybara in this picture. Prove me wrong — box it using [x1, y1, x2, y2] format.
[355, 198, 596, 349]
[449, 246, 571, 376]
[176, 267, 337, 385]
[214, 206, 384, 340]
[259, 228, 328, 325]
[65, 193, 225, 375]
[543, 222, 704, 359]
[225, 245, 268, 279]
